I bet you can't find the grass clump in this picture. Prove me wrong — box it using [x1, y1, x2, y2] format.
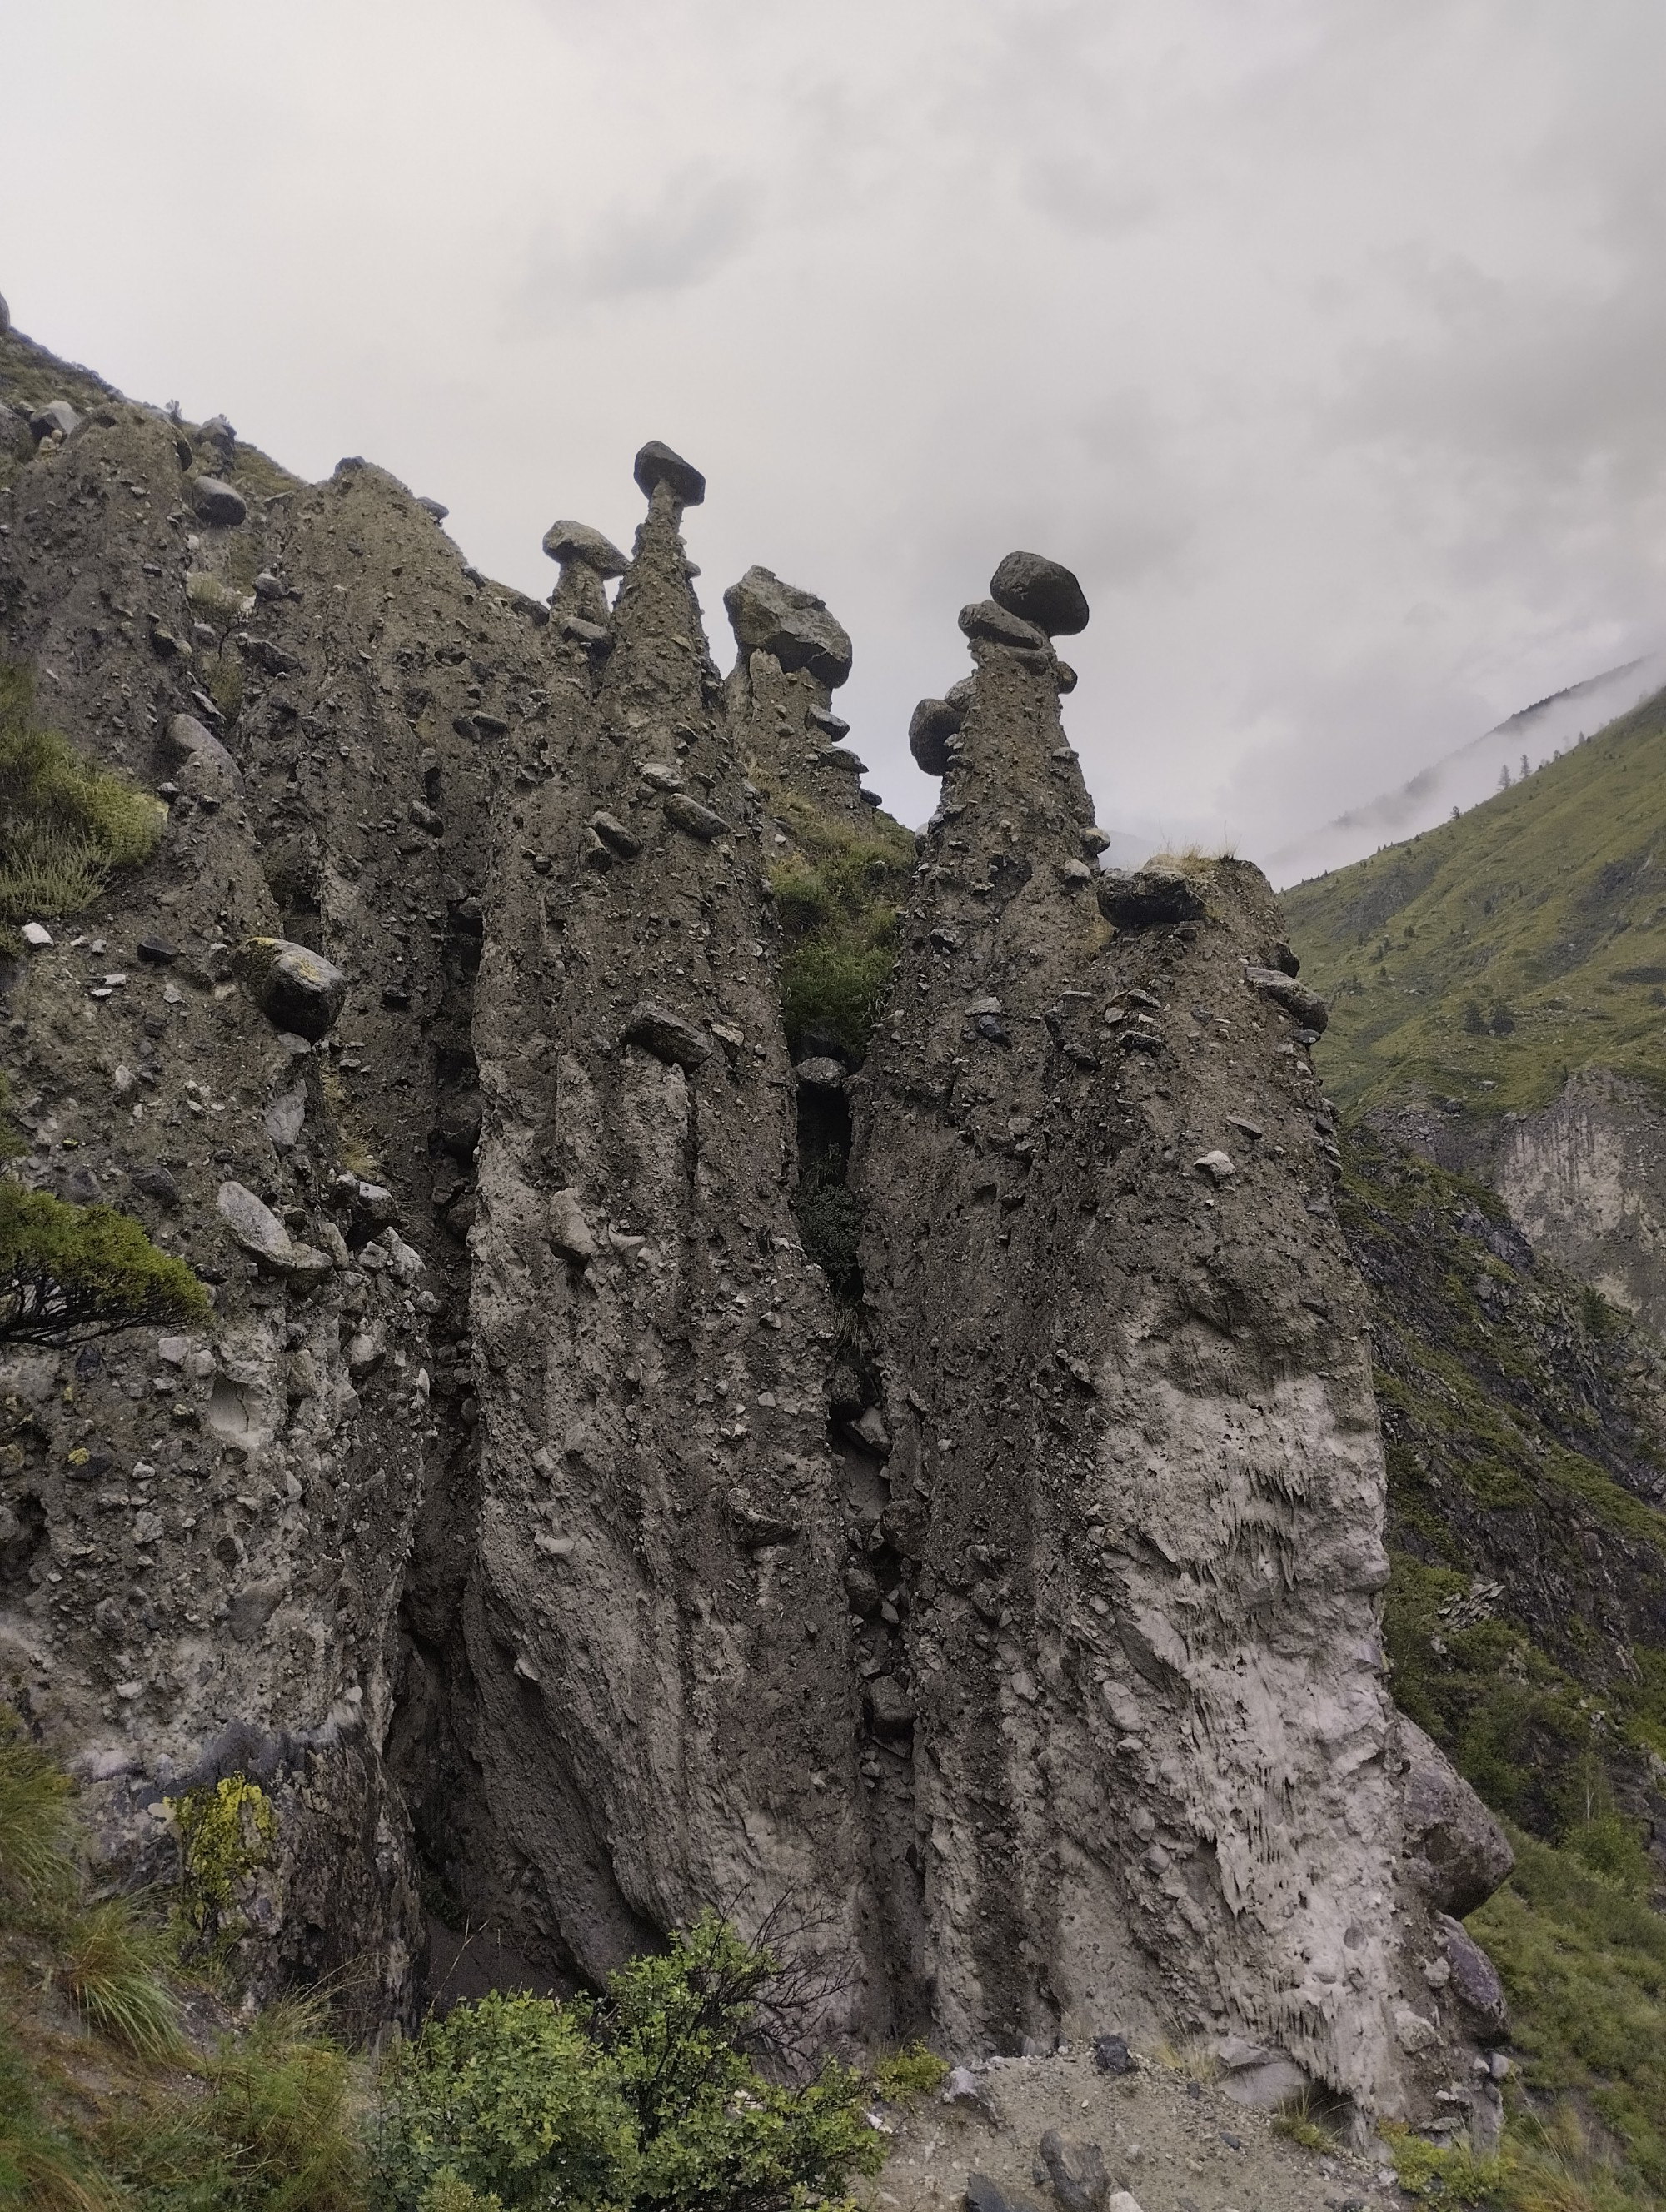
[377, 1908, 886, 2212]
[0, 1180, 210, 1347]
[763, 789, 915, 1064]
[0, 664, 163, 927]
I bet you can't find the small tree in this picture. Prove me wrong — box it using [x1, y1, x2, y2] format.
[0, 1182, 208, 1346]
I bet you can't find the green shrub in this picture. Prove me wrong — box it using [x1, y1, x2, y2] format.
[763, 795, 914, 1064]
[0, 1180, 209, 1346]
[377, 1910, 885, 2212]
[793, 1168, 865, 1303]
[868, 2042, 947, 2104]
[0, 664, 163, 922]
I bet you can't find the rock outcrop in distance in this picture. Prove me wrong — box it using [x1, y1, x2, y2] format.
[0, 311, 1506, 2133]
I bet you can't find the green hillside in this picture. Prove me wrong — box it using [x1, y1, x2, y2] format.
[1283, 685, 1666, 1121]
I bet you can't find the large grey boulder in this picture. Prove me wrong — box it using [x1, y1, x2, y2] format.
[160, 710, 242, 792]
[990, 550, 1090, 636]
[1399, 1716, 1514, 1915]
[909, 697, 964, 776]
[217, 1181, 332, 1282]
[1438, 1914, 1509, 2040]
[633, 438, 705, 508]
[235, 937, 348, 1043]
[31, 399, 81, 441]
[1244, 964, 1329, 1033]
[1096, 865, 1209, 928]
[192, 476, 247, 527]
[723, 565, 853, 689]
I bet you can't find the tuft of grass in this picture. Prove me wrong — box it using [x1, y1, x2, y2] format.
[58, 1896, 184, 2063]
[1286, 680, 1666, 1123]
[0, 664, 163, 924]
[101, 1995, 367, 2210]
[0, 1708, 77, 1919]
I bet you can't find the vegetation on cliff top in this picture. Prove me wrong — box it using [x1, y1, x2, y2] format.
[1285, 683, 1666, 1121]
[762, 787, 915, 1064]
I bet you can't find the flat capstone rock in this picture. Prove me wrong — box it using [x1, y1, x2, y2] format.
[1096, 865, 1209, 929]
[989, 550, 1090, 635]
[416, 496, 449, 521]
[723, 565, 853, 689]
[1244, 964, 1329, 1033]
[633, 438, 706, 508]
[541, 519, 629, 575]
[958, 599, 1050, 652]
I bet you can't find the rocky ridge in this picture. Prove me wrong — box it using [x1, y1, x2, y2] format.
[0, 315, 1507, 2129]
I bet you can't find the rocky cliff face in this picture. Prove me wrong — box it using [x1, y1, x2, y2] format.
[1368, 1072, 1666, 1340]
[0, 319, 1507, 2125]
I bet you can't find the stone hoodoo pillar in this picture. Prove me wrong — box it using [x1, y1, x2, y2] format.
[850, 551, 1505, 2111]
[462, 442, 870, 1990]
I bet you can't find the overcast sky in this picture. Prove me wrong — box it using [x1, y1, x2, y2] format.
[5, 1, 1665, 877]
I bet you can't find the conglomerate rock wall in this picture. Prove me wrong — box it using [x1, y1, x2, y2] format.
[0, 320, 1507, 2124]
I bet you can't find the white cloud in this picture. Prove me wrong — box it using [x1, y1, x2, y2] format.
[2, 0, 1662, 865]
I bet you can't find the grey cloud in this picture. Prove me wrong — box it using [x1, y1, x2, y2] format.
[519, 164, 757, 314]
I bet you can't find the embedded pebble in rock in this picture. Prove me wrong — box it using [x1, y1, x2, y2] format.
[235, 937, 347, 1042]
[794, 1056, 846, 1089]
[253, 570, 285, 600]
[21, 920, 52, 948]
[989, 550, 1091, 636]
[1192, 1149, 1235, 1184]
[192, 476, 247, 526]
[549, 1188, 598, 1267]
[416, 494, 449, 519]
[621, 1002, 712, 1069]
[1243, 964, 1329, 1032]
[589, 810, 641, 859]
[723, 564, 854, 688]
[661, 791, 730, 841]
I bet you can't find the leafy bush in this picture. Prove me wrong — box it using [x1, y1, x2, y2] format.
[377, 1910, 885, 2212]
[0, 1180, 209, 1346]
[0, 663, 163, 924]
[868, 2042, 948, 2105]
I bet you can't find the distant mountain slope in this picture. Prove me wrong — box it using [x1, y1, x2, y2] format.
[1284, 682, 1666, 1328]
[1269, 651, 1666, 888]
